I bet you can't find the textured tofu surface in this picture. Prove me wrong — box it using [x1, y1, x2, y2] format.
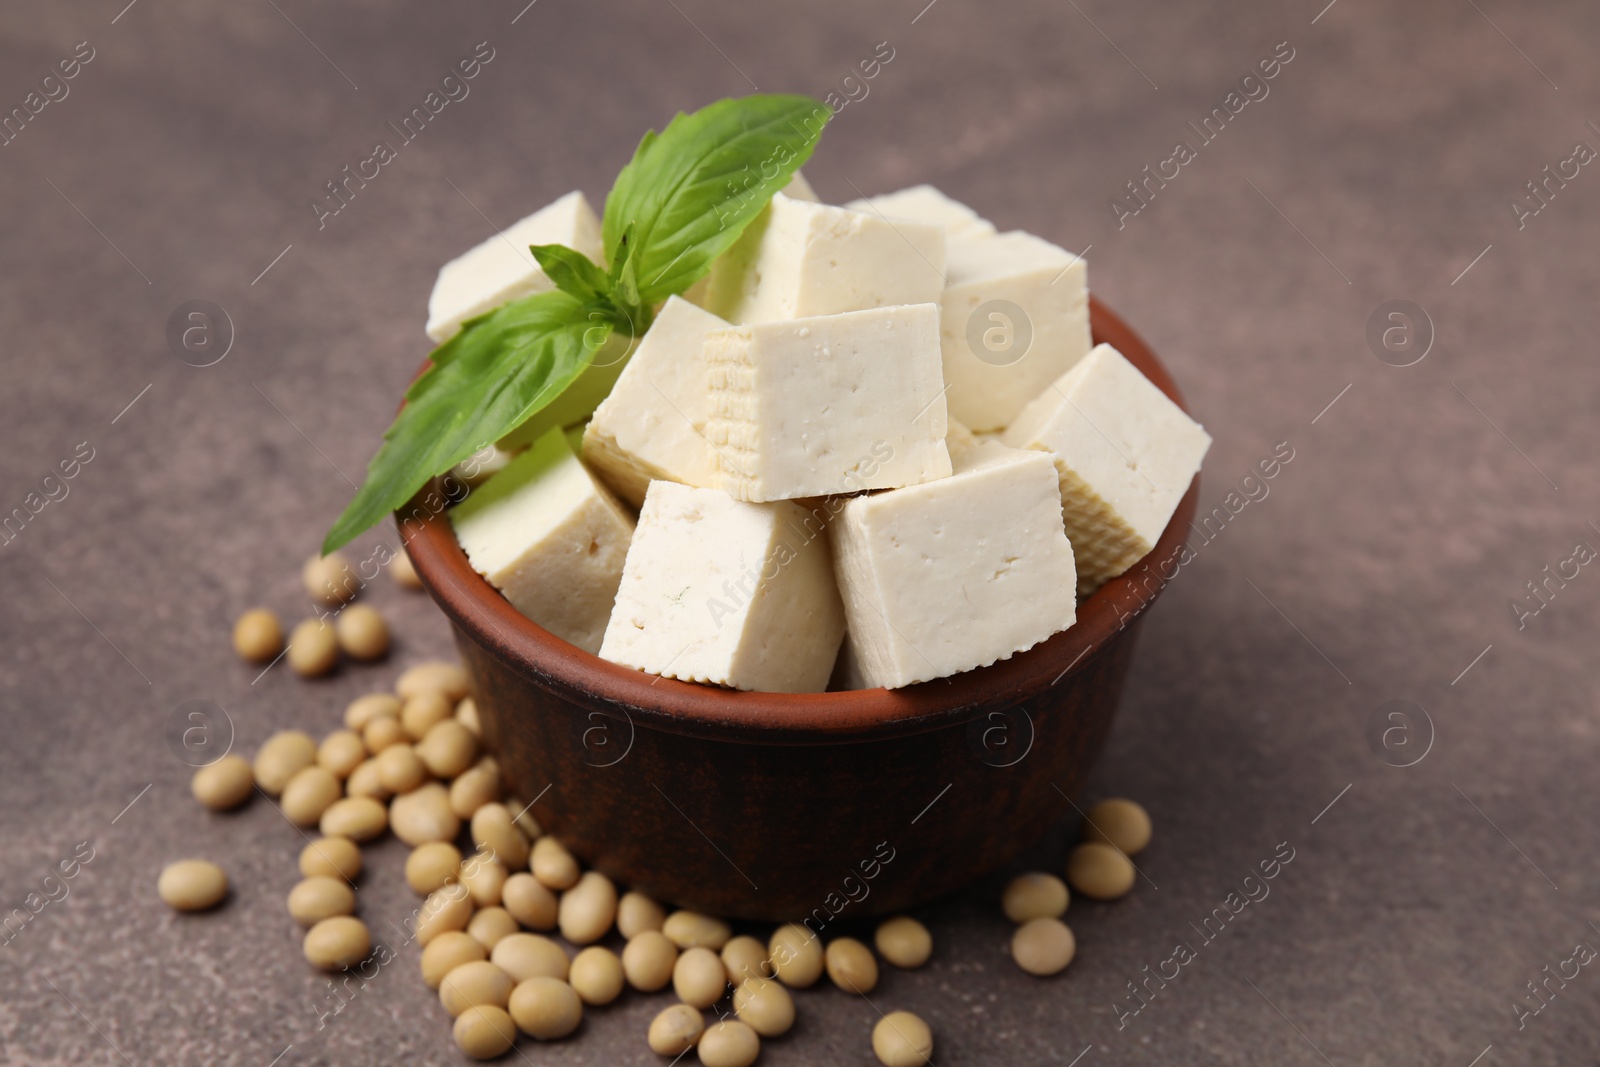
[598, 482, 845, 693]
[582, 297, 729, 507]
[701, 194, 946, 325]
[705, 304, 952, 501]
[425, 190, 603, 343]
[830, 442, 1078, 689]
[940, 230, 1091, 432]
[449, 427, 635, 654]
[1003, 343, 1211, 593]
[844, 184, 997, 240]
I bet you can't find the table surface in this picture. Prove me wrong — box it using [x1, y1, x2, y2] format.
[4, 0, 1599, 1063]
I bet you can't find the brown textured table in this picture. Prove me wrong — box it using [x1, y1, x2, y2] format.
[3, 0, 1599, 1063]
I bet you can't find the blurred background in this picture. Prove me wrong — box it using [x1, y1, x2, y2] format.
[3, 0, 1599, 1062]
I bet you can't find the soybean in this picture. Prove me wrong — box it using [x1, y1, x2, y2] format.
[397, 661, 469, 703]
[375, 744, 427, 795]
[280, 765, 342, 827]
[287, 619, 339, 678]
[415, 884, 475, 946]
[454, 1004, 516, 1060]
[698, 1020, 760, 1067]
[345, 758, 389, 801]
[1011, 917, 1076, 976]
[191, 755, 254, 811]
[319, 796, 387, 842]
[362, 715, 407, 755]
[674, 946, 727, 1009]
[617, 890, 665, 939]
[287, 877, 356, 926]
[449, 760, 502, 819]
[401, 691, 453, 741]
[569, 946, 624, 1005]
[335, 604, 389, 661]
[875, 916, 932, 969]
[1002, 872, 1070, 923]
[390, 552, 423, 590]
[391, 783, 460, 847]
[721, 935, 771, 985]
[648, 1003, 704, 1056]
[158, 859, 228, 912]
[558, 871, 616, 946]
[456, 696, 482, 736]
[467, 906, 519, 950]
[316, 730, 366, 779]
[732, 976, 794, 1037]
[664, 910, 731, 951]
[621, 930, 677, 992]
[422, 930, 486, 989]
[471, 804, 529, 871]
[417, 719, 478, 779]
[303, 553, 358, 606]
[344, 693, 400, 731]
[253, 730, 316, 796]
[303, 916, 371, 971]
[492, 933, 570, 983]
[508, 975, 582, 1040]
[501, 873, 558, 931]
[768, 923, 823, 988]
[872, 1011, 933, 1067]
[406, 842, 463, 895]
[1083, 798, 1152, 856]
[530, 835, 580, 891]
[825, 937, 878, 993]
[440, 960, 514, 1018]
[299, 837, 362, 882]
[232, 608, 283, 663]
[1066, 842, 1136, 900]
[460, 851, 508, 907]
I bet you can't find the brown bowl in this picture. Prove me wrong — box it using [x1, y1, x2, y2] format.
[403, 296, 1198, 921]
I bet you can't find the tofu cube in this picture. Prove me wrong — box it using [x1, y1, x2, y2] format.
[598, 482, 846, 693]
[701, 194, 946, 325]
[941, 231, 1091, 432]
[706, 304, 952, 502]
[843, 184, 997, 241]
[1003, 344, 1211, 594]
[830, 442, 1078, 689]
[450, 427, 635, 655]
[582, 297, 729, 508]
[426, 190, 604, 343]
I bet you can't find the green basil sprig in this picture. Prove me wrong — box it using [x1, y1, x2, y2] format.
[322, 94, 829, 554]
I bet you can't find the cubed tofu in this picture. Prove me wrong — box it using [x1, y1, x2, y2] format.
[706, 304, 952, 502]
[1002, 344, 1211, 594]
[941, 231, 1091, 432]
[843, 184, 996, 241]
[830, 442, 1078, 689]
[425, 190, 604, 343]
[450, 427, 635, 655]
[700, 194, 946, 325]
[598, 481, 846, 693]
[945, 416, 978, 459]
[582, 297, 729, 508]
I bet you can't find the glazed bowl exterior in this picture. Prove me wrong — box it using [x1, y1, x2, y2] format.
[404, 297, 1199, 920]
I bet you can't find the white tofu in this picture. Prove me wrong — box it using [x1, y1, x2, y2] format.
[940, 231, 1091, 432]
[945, 416, 978, 460]
[706, 304, 952, 502]
[781, 170, 819, 202]
[450, 427, 635, 655]
[1003, 344, 1211, 594]
[830, 442, 1078, 689]
[843, 184, 997, 241]
[700, 194, 946, 325]
[598, 481, 846, 693]
[425, 190, 604, 343]
[452, 443, 519, 487]
[582, 297, 729, 508]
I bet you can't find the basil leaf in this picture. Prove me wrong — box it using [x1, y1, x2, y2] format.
[322, 290, 604, 554]
[529, 243, 611, 303]
[603, 94, 830, 304]
[609, 223, 642, 310]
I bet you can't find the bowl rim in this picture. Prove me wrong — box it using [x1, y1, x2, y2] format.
[402, 295, 1200, 742]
